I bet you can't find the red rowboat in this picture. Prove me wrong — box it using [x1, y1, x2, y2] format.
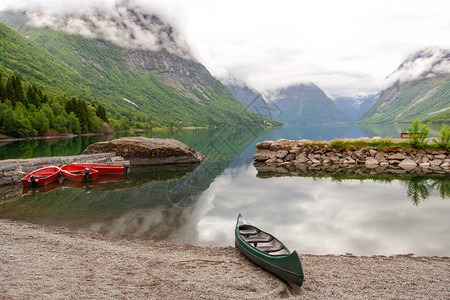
[20, 166, 61, 187]
[71, 163, 130, 175]
[60, 164, 99, 181]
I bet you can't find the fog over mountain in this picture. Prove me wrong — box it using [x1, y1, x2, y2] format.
[359, 48, 449, 124]
[382, 48, 450, 90]
[2, 0, 448, 97]
[1, 0, 191, 58]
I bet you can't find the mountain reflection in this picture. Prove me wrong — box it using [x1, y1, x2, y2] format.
[0, 126, 272, 241]
[1, 125, 448, 256]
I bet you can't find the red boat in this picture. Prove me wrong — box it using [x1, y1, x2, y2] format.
[60, 164, 99, 181]
[20, 166, 61, 187]
[71, 163, 130, 175]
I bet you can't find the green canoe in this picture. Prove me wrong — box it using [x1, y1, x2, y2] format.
[235, 213, 304, 286]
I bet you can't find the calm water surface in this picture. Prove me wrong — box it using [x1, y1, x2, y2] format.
[0, 124, 448, 256]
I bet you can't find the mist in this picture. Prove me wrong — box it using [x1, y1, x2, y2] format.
[1, 0, 192, 58]
[382, 48, 450, 90]
[1, 0, 449, 96]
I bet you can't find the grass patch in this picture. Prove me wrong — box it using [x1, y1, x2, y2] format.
[328, 140, 445, 151]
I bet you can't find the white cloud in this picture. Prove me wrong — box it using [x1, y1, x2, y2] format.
[1, 0, 449, 96]
[382, 48, 450, 89]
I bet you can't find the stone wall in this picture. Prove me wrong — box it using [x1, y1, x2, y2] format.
[253, 139, 450, 176]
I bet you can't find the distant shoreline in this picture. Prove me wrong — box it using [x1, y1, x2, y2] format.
[0, 127, 210, 143]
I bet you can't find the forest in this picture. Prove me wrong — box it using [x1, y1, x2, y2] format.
[0, 72, 108, 138]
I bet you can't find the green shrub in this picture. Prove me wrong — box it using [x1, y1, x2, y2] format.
[433, 124, 450, 150]
[407, 119, 429, 149]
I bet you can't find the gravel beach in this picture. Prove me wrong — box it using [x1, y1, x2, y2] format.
[1, 219, 448, 299]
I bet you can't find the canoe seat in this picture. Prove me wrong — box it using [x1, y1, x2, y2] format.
[239, 227, 259, 236]
[257, 244, 284, 253]
[244, 236, 273, 244]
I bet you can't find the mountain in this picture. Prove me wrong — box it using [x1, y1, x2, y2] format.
[359, 48, 450, 124]
[223, 78, 283, 122]
[264, 83, 349, 125]
[0, 9, 272, 129]
[334, 94, 378, 122]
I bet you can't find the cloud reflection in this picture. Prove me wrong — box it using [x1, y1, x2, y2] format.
[196, 164, 450, 256]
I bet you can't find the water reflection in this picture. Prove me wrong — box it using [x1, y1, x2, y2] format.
[0, 135, 111, 160]
[193, 163, 449, 256]
[0, 125, 449, 256]
[254, 165, 449, 205]
[0, 126, 272, 243]
[407, 177, 449, 206]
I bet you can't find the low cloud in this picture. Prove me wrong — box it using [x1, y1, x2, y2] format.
[382, 48, 450, 89]
[3, 0, 192, 58]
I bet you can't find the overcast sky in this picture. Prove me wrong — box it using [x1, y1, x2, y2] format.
[1, 0, 449, 97]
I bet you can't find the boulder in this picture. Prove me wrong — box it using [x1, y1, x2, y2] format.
[399, 159, 417, 170]
[82, 137, 204, 166]
[387, 153, 407, 160]
[285, 153, 296, 161]
[365, 158, 379, 167]
[253, 150, 276, 162]
[430, 159, 443, 167]
[295, 154, 309, 164]
[269, 143, 282, 151]
[375, 152, 386, 162]
[255, 141, 273, 149]
[276, 150, 289, 159]
[100, 122, 115, 134]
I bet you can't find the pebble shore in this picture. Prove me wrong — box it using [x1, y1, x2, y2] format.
[1, 219, 448, 299]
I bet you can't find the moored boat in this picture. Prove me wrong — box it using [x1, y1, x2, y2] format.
[71, 163, 130, 175]
[235, 213, 304, 286]
[60, 164, 99, 181]
[20, 166, 61, 187]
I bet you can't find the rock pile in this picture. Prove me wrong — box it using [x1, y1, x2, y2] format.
[253, 139, 450, 175]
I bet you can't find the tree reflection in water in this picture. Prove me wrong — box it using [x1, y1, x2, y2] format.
[255, 165, 449, 206]
[407, 177, 449, 206]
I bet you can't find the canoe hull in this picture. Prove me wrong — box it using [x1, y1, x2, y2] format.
[235, 214, 304, 286]
[71, 163, 129, 175]
[61, 165, 99, 181]
[20, 166, 61, 187]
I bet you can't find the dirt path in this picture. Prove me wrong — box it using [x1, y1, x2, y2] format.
[1, 219, 448, 299]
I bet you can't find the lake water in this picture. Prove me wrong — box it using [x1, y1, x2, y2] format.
[0, 124, 448, 256]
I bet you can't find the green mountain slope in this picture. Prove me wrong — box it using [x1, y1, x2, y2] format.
[0, 21, 94, 99]
[360, 74, 450, 123]
[0, 17, 271, 129]
[359, 48, 449, 124]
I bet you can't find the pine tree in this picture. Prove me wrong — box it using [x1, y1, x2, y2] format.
[96, 104, 108, 122]
[0, 73, 7, 102]
[27, 85, 40, 107]
[13, 76, 26, 106]
[6, 77, 15, 106]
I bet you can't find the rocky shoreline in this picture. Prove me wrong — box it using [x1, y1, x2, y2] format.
[253, 139, 450, 176]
